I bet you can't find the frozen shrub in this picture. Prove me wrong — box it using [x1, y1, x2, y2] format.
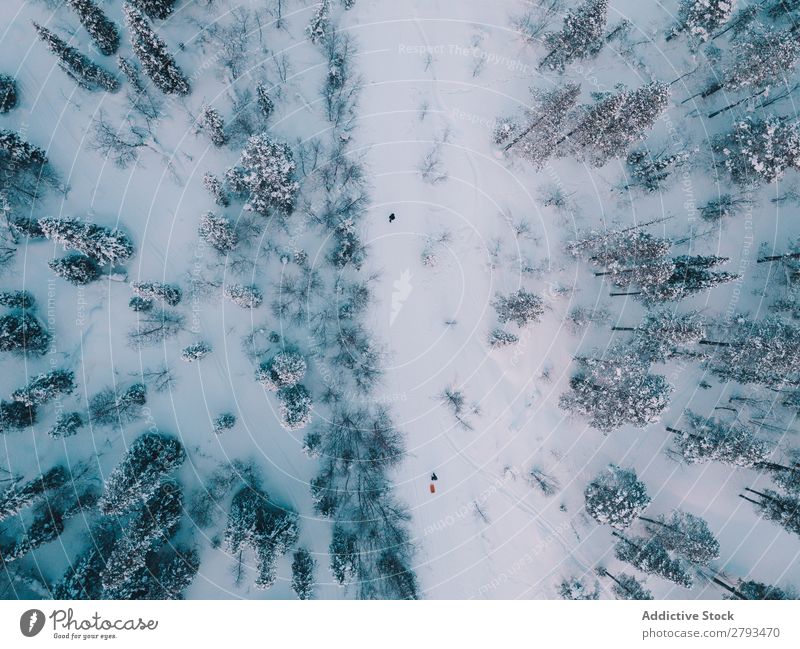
[212, 413, 236, 434]
[49, 253, 101, 285]
[131, 281, 182, 306]
[198, 211, 238, 253]
[493, 289, 544, 327]
[277, 384, 312, 430]
[11, 369, 75, 407]
[224, 283, 263, 308]
[181, 341, 211, 362]
[487, 328, 519, 348]
[256, 350, 307, 390]
[49, 412, 84, 439]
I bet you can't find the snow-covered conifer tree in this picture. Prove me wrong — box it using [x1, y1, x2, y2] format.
[180, 341, 211, 362]
[667, 0, 734, 42]
[641, 510, 720, 565]
[198, 211, 237, 253]
[307, 0, 331, 44]
[291, 547, 316, 599]
[613, 534, 694, 587]
[224, 283, 263, 308]
[98, 431, 185, 515]
[540, 0, 608, 71]
[202, 173, 230, 207]
[129, 0, 176, 20]
[584, 465, 650, 529]
[0, 74, 18, 113]
[131, 281, 182, 306]
[49, 412, 84, 439]
[225, 135, 299, 215]
[0, 312, 51, 356]
[49, 253, 101, 285]
[123, 3, 190, 95]
[198, 104, 227, 147]
[11, 369, 75, 407]
[277, 384, 312, 430]
[493, 289, 544, 327]
[256, 350, 307, 390]
[66, 0, 120, 56]
[39, 217, 135, 266]
[33, 23, 119, 92]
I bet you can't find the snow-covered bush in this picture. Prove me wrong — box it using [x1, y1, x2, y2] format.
[202, 172, 229, 207]
[277, 384, 312, 430]
[224, 283, 263, 308]
[128, 296, 153, 312]
[307, 1, 331, 44]
[256, 83, 274, 119]
[198, 211, 238, 253]
[12, 369, 75, 407]
[49, 412, 84, 439]
[493, 289, 544, 327]
[131, 281, 182, 306]
[198, 104, 226, 147]
[0, 291, 34, 309]
[181, 341, 211, 362]
[212, 412, 236, 434]
[487, 328, 519, 348]
[256, 350, 307, 390]
[668, 0, 734, 42]
[49, 253, 101, 285]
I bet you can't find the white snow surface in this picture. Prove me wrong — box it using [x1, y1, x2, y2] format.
[0, 0, 798, 599]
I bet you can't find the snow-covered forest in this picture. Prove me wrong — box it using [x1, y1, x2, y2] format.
[1, 0, 799, 600]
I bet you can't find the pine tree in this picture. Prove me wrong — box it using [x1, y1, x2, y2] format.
[129, 0, 176, 20]
[147, 546, 200, 599]
[180, 341, 211, 362]
[0, 312, 51, 356]
[54, 519, 118, 599]
[617, 309, 705, 363]
[277, 384, 312, 430]
[564, 82, 670, 166]
[123, 3, 190, 96]
[712, 115, 800, 185]
[705, 28, 800, 97]
[66, 0, 120, 56]
[130, 281, 182, 306]
[0, 74, 18, 113]
[49, 411, 84, 439]
[129, 296, 153, 312]
[39, 217, 135, 266]
[0, 466, 68, 522]
[642, 510, 720, 565]
[560, 356, 672, 432]
[256, 350, 307, 391]
[225, 487, 299, 590]
[329, 524, 358, 585]
[493, 289, 544, 327]
[613, 534, 694, 587]
[634, 255, 738, 303]
[0, 290, 34, 309]
[599, 569, 654, 600]
[49, 253, 101, 285]
[11, 369, 75, 407]
[256, 82, 274, 119]
[668, 411, 773, 467]
[743, 488, 800, 538]
[703, 317, 800, 386]
[224, 283, 263, 308]
[329, 219, 366, 269]
[625, 148, 689, 192]
[202, 173, 229, 207]
[307, 0, 331, 45]
[291, 547, 316, 599]
[98, 431, 185, 515]
[32, 23, 119, 92]
[88, 383, 148, 427]
[668, 0, 734, 42]
[559, 576, 600, 599]
[0, 400, 37, 433]
[540, 0, 608, 71]
[584, 465, 650, 530]
[198, 104, 226, 147]
[504, 83, 580, 168]
[102, 480, 183, 598]
[1, 505, 64, 563]
[487, 328, 519, 348]
[225, 135, 299, 215]
[733, 580, 795, 600]
[198, 211, 237, 253]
